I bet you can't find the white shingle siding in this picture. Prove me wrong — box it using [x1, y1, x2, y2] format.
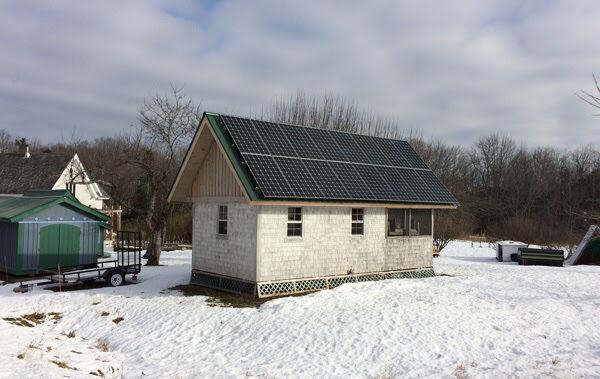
[192, 201, 433, 286]
[256, 206, 432, 282]
[192, 200, 257, 282]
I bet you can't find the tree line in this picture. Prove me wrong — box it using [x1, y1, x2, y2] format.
[1, 85, 598, 264]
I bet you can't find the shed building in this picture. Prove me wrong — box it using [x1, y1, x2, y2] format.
[0, 190, 110, 275]
[169, 113, 458, 297]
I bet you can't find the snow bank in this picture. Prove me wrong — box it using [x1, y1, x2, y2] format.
[1, 244, 599, 378]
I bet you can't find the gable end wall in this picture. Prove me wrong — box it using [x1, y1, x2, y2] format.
[192, 200, 257, 282]
[191, 142, 245, 199]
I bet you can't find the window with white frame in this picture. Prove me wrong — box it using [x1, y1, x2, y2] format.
[287, 207, 302, 237]
[217, 205, 228, 235]
[351, 208, 364, 235]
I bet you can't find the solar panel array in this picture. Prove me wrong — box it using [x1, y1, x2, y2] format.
[220, 115, 457, 204]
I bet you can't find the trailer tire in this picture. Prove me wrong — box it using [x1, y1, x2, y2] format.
[106, 270, 125, 287]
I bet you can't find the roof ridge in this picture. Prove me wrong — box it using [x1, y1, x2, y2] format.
[216, 113, 410, 143]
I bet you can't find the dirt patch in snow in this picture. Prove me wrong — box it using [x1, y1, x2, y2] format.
[169, 284, 268, 308]
[3, 312, 62, 327]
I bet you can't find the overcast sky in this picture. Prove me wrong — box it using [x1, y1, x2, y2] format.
[0, 0, 599, 147]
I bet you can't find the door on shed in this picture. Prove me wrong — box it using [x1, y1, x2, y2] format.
[39, 224, 81, 270]
[59, 224, 80, 268]
[39, 224, 60, 269]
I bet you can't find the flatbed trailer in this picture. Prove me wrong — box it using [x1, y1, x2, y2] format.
[16, 231, 142, 292]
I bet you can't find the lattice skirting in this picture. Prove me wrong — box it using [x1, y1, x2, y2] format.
[256, 267, 435, 298]
[191, 270, 256, 295]
[191, 267, 435, 298]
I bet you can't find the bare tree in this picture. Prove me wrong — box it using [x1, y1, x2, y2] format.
[15, 137, 28, 153]
[89, 87, 201, 265]
[578, 73, 600, 114]
[263, 91, 409, 138]
[127, 87, 200, 265]
[0, 129, 12, 153]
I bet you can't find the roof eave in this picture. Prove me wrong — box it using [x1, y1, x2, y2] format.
[8, 196, 111, 223]
[249, 199, 458, 209]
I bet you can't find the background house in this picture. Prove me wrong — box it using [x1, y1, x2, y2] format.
[0, 150, 121, 231]
[170, 113, 458, 297]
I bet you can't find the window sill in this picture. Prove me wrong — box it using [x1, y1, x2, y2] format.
[284, 236, 303, 242]
[386, 234, 431, 239]
[216, 234, 229, 240]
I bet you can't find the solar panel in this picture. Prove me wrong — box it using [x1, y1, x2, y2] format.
[219, 115, 457, 204]
[273, 157, 323, 198]
[277, 123, 324, 159]
[377, 166, 419, 202]
[306, 128, 346, 162]
[394, 140, 429, 169]
[328, 162, 374, 200]
[302, 160, 350, 199]
[353, 164, 393, 200]
[376, 138, 411, 168]
[250, 120, 296, 157]
[400, 168, 435, 202]
[242, 155, 294, 198]
[417, 170, 457, 203]
[221, 116, 268, 154]
[351, 134, 391, 166]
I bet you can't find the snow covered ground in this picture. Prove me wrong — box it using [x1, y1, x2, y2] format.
[1, 241, 599, 378]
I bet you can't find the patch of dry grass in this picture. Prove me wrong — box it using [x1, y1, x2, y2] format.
[50, 360, 76, 370]
[95, 338, 110, 352]
[453, 363, 468, 379]
[3, 312, 62, 327]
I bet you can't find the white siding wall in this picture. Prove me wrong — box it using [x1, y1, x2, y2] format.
[192, 199, 258, 282]
[52, 157, 104, 209]
[256, 206, 432, 282]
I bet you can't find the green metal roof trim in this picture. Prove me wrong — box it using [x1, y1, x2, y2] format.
[206, 113, 262, 201]
[0, 190, 111, 224]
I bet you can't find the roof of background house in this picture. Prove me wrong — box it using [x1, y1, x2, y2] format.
[0, 190, 110, 223]
[170, 112, 458, 206]
[0, 153, 72, 194]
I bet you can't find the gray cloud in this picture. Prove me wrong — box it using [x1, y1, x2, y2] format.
[0, 0, 598, 147]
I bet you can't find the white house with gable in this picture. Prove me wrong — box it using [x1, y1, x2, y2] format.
[0, 150, 108, 209]
[169, 113, 458, 298]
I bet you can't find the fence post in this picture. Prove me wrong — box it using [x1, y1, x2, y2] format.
[58, 264, 62, 292]
[4, 257, 8, 284]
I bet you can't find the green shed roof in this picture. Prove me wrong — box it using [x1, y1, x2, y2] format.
[0, 190, 111, 224]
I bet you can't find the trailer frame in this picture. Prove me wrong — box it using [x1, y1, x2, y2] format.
[16, 230, 142, 291]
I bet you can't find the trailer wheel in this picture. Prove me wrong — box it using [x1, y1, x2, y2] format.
[106, 270, 125, 287]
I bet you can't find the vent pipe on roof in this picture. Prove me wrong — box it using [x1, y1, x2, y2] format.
[24, 145, 30, 158]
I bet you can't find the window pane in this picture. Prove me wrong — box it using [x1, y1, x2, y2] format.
[288, 207, 302, 221]
[352, 208, 364, 221]
[387, 209, 408, 236]
[287, 223, 302, 237]
[351, 222, 364, 235]
[219, 205, 228, 220]
[218, 220, 228, 235]
[411, 209, 432, 235]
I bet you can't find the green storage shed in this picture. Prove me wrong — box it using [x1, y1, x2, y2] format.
[0, 190, 110, 275]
